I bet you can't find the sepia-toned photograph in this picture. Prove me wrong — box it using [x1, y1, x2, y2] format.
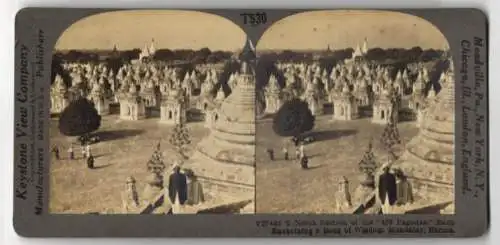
[49, 10, 256, 214]
[254, 10, 455, 214]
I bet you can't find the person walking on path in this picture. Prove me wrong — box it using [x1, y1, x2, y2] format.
[81, 145, 87, 159]
[300, 154, 309, 169]
[87, 154, 95, 169]
[266, 148, 275, 161]
[52, 145, 60, 160]
[295, 147, 301, 160]
[86, 144, 92, 159]
[68, 144, 74, 160]
[282, 146, 289, 160]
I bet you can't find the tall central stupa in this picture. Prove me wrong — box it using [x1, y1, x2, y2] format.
[392, 57, 455, 211]
[185, 61, 256, 200]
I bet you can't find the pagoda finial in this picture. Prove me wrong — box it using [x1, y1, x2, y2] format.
[155, 141, 161, 151]
[247, 38, 255, 54]
[362, 38, 369, 54]
[239, 38, 257, 62]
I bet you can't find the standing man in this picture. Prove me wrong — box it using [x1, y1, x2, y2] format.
[378, 166, 397, 206]
[292, 136, 299, 147]
[81, 145, 87, 159]
[300, 154, 309, 169]
[86, 144, 92, 159]
[266, 148, 275, 161]
[168, 165, 188, 205]
[87, 154, 95, 169]
[68, 144, 74, 160]
[185, 169, 205, 205]
[282, 145, 289, 160]
[394, 168, 414, 205]
[52, 145, 60, 160]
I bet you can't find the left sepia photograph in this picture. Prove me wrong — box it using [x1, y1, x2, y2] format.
[49, 10, 256, 214]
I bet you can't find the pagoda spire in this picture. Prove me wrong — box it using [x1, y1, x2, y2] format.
[239, 37, 257, 63]
[362, 37, 368, 54]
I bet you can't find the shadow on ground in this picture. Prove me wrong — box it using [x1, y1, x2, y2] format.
[306, 164, 327, 170]
[305, 129, 357, 142]
[96, 129, 144, 142]
[405, 201, 453, 214]
[92, 163, 113, 170]
[93, 153, 109, 159]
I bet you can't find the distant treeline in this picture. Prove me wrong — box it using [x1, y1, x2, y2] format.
[53, 48, 234, 65]
[260, 47, 444, 65]
[255, 47, 446, 90]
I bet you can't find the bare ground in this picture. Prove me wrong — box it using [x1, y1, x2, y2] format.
[49, 115, 209, 214]
[255, 115, 419, 214]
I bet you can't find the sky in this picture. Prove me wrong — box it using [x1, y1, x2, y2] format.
[54, 10, 247, 51]
[256, 10, 450, 51]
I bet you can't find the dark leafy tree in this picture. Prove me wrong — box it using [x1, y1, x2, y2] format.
[365, 48, 386, 61]
[121, 49, 141, 62]
[408, 46, 423, 62]
[197, 47, 211, 58]
[154, 49, 175, 61]
[189, 48, 211, 64]
[64, 50, 82, 62]
[419, 49, 442, 62]
[279, 50, 297, 62]
[173, 49, 195, 61]
[168, 122, 192, 159]
[58, 98, 101, 141]
[206, 51, 232, 63]
[272, 99, 315, 138]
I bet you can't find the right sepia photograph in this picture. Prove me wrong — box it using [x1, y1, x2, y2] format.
[255, 10, 455, 214]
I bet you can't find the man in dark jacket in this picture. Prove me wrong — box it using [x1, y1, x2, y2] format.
[86, 155, 94, 169]
[52, 145, 60, 160]
[168, 166, 188, 205]
[378, 166, 397, 205]
[266, 148, 275, 161]
[300, 155, 309, 169]
[291, 136, 300, 147]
